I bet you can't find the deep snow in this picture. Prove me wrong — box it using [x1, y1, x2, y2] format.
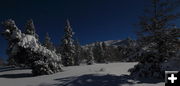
[0, 62, 164, 86]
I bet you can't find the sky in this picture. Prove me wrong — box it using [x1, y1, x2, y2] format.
[0, 0, 155, 59]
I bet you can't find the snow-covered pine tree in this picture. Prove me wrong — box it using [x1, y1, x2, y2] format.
[43, 33, 55, 51]
[129, 0, 180, 79]
[61, 19, 76, 66]
[119, 37, 139, 62]
[1, 19, 62, 75]
[93, 42, 106, 63]
[86, 47, 94, 65]
[25, 19, 39, 39]
[74, 39, 82, 65]
[1, 19, 20, 66]
[106, 46, 119, 62]
[79, 47, 89, 63]
[93, 42, 101, 63]
[102, 42, 109, 63]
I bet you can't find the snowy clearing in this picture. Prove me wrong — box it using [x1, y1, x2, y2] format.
[0, 62, 164, 86]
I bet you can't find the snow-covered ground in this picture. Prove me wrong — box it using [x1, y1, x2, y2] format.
[0, 62, 164, 86]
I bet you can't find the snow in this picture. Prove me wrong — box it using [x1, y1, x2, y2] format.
[11, 29, 22, 40]
[16, 34, 60, 61]
[85, 40, 122, 47]
[18, 34, 39, 49]
[5, 29, 10, 33]
[0, 62, 164, 86]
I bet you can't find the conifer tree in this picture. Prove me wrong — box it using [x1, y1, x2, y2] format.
[25, 19, 39, 39]
[102, 42, 108, 63]
[2, 19, 62, 75]
[129, 0, 180, 79]
[93, 42, 106, 63]
[43, 33, 55, 51]
[86, 47, 94, 65]
[1, 19, 20, 66]
[61, 19, 76, 66]
[74, 39, 82, 65]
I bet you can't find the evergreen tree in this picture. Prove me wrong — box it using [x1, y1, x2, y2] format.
[93, 42, 106, 63]
[119, 37, 139, 62]
[61, 19, 76, 66]
[2, 19, 62, 75]
[86, 47, 94, 65]
[43, 33, 55, 51]
[1, 19, 20, 66]
[74, 39, 82, 65]
[129, 0, 180, 79]
[102, 42, 108, 63]
[93, 42, 101, 63]
[107, 46, 120, 62]
[25, 19, 39, 39]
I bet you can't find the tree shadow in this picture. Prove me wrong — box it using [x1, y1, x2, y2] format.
[135, 77, 164, 84]
[0, 66, 30, 72]
[53, 74, 164, 86]
[0, 73, 33, 78]
[53, 74, 134, 86]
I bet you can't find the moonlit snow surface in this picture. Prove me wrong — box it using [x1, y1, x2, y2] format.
[0, 62, 164, 86]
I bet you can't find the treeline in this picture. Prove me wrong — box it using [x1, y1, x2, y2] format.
[39, 20, 140, 66]
[1, 18, 140, 68]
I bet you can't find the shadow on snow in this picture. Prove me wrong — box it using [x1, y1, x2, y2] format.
[0, 73, 33, 78]
[53, 74, 164, 86]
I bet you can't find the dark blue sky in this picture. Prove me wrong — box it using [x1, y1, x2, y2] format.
[0, 0, 148, 59]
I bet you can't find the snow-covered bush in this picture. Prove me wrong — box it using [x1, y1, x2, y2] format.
[1, 19, 62, 75]
[128, 51, 164, 79]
